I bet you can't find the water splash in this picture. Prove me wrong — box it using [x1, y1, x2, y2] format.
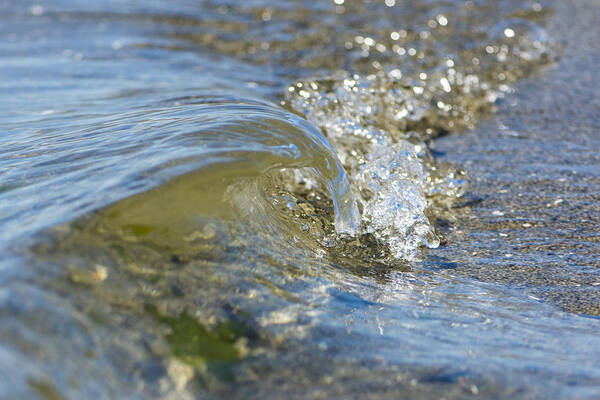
[279, 13, 552, 258]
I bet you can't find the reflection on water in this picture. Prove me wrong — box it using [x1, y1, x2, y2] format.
[1, 0, 600, 398]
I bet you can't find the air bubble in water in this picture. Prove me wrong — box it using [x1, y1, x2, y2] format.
[489, 19, 550, 61]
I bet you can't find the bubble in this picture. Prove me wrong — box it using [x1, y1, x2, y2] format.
[489, 19, 550, 61]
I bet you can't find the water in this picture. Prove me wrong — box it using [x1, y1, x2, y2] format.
[1, 0, 599, 398]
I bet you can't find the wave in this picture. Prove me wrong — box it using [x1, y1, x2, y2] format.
[4, 1, 554, 262]
[61, 96, 359, 253]
[1, 1, 571, 398]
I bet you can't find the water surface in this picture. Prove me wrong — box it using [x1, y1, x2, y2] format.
[1, 0, 599, 399]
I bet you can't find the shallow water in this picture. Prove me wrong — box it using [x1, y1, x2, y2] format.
[1, 0, 599, 399]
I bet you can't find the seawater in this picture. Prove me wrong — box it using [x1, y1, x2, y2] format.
[1, 0, 599, 399]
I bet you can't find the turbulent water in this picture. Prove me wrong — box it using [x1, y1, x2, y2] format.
[1, 0, 599, 399]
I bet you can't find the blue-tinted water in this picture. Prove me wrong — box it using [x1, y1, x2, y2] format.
[1, 0, 599, 398]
